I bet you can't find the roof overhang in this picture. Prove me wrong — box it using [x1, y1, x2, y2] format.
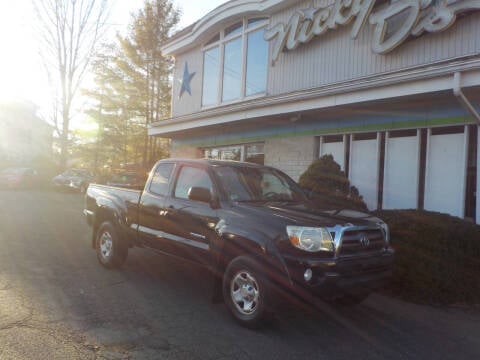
[161, 0, 295, 56]
[149, 57, 480, 138]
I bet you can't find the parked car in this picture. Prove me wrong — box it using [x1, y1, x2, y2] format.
[84, 159, 394, 328]
[52, 168, 94, 193]
[106, 171, 145, 190]
[0, 167, 38, 189]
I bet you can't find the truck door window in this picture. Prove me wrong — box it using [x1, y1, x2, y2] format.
[214, 166, 252, 201]
[174, 166, 213, 200]
[213, 166, 305, 202]
[149, 163, 174, 196]
[261, 173, 292, 197]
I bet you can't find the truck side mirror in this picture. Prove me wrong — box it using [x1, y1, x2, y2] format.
[188, 187, 212, 203]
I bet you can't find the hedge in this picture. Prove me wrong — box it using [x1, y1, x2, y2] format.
[374, 209, 480, 305]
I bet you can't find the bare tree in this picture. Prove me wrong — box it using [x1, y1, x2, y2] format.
[33, 0, 110, 169]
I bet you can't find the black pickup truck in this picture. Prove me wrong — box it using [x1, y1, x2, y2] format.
[84, 159, 394, 327]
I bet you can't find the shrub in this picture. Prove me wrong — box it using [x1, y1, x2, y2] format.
[299, 155, 367, 211]
[374, 209, 480, 305]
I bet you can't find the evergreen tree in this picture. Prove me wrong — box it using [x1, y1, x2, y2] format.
[118, 0, 179, 166]
[84, 0, 179, 172]
[299, 155, 368, 211]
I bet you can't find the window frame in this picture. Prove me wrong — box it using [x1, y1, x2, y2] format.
[148, 162, 175, 197]
[172, 165, 215, 201]
[201, 17, 269, 108]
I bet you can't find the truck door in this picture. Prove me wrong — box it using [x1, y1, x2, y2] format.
[137, 162, 177, 255]
[162, 164, 218, 266]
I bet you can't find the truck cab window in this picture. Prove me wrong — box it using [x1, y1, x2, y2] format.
[174, 166, 213, 200]
[149, 163, 174, 196]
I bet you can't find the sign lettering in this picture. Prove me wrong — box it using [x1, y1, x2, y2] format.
[265, 0, 480, 64]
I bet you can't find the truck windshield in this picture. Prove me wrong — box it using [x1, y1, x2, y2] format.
[213, 166, 306, 203]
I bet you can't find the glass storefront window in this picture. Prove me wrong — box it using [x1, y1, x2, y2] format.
[204, 143, 264, 165]
[245, 144, 265, 164]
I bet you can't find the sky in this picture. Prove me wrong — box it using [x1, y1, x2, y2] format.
[0, 0, 225, 127]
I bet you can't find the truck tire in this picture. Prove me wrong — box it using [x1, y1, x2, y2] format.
[96, 222, 128, 269]
[223, 256, 271, 329]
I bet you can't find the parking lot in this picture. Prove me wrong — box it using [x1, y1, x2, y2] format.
[1, 190, 480, 359]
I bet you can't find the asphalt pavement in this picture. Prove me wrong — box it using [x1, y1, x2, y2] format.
[1, 189, 480, 360]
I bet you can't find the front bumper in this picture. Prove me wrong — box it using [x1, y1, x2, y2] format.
[280, 249, 394, 300]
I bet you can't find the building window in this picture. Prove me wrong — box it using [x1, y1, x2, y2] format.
[225, 22, 242, 38]
[202, 47, 220, 107]
[246, 29, 269, 97]
[245, 143, 265, 164]
[204, 143, 264, 165]
[204, 145, 242, 161]
[319, 135, 346, 171]
[222, 37, 243, 102]
[201, 17, 269, 107]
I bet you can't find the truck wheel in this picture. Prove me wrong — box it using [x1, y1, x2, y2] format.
[223, 256, 270, 328]
[96, 222, 128, 268]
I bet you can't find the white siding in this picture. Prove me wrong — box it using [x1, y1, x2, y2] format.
[349, 135, 379, 210]
[320, 139, 345, 171]
[424, 130, 467, 218]
[172, 49, 204, 118]
[383, 133, 419, 210]
[169, 1, 480, 118]
[267, 3, 480, 97]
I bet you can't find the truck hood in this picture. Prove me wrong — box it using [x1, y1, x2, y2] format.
[233, 201, 383, 229]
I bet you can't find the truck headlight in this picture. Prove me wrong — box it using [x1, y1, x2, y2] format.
[286, 226, 334, 252]
[377, 222, 390, 245]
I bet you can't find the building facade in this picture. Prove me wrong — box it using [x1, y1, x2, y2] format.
[0, 101, 53, 164]
[150, 0, 480, 223]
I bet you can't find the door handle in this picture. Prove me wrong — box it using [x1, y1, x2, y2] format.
[159, 205, 175, 216]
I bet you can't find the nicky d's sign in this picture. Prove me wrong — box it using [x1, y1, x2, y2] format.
[265, 0, 480, 64]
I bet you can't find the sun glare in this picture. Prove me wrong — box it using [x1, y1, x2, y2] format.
[0, 0, 225, 128]
[0, 1, 50, 108]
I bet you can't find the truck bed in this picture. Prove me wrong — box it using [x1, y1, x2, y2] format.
[87, 183, 142, 204]
[84, 184, 142, 238]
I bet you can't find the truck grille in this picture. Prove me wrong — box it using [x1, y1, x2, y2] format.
[339, 228, 385, 255]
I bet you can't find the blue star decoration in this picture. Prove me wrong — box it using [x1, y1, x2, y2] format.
[179, 62, 196, 98]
